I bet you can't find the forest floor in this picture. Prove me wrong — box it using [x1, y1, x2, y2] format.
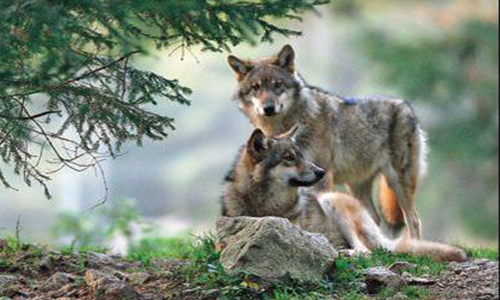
[0, 237, 498, 300]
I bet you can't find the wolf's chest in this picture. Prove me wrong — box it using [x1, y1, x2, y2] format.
[243, 191, 299, 218]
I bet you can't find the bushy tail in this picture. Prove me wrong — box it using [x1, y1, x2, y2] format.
[380, 127, 428, 227]
[391, 233, 468, 262]
[380, 175, 404, 226]
[357, 222, 467, 262]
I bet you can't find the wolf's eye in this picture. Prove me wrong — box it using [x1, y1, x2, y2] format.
[283, 154, 295, 162]
[251, 84, 260, 92]
[274, 81, 283, 89]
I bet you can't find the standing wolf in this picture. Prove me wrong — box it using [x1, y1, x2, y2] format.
[220, 129, 466, 262]
[227, 45, 428, 239]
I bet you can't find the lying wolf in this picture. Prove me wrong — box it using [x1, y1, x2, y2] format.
[220, 128, 467, 262]
[227, 45, 427, 239]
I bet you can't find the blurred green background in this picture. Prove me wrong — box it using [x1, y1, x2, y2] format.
[0, 0, 498, 251]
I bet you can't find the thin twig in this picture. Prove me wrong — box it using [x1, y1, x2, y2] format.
[15, 215, 23, 243]
[0, 110, 61, 121]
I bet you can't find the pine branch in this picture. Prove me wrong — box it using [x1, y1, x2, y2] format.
[0, 0, 329, 198]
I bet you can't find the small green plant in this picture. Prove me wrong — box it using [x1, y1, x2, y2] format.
[52, 211, 108, 248]
[53, 198, 153, 251]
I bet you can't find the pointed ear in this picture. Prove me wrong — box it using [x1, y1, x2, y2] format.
[277, 124, 300, 140]
[247, 128, 267, 160]
[274, 45, 295, 72]
[228, 55, 253, 78]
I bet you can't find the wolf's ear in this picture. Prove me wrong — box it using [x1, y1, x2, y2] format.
[277, 124, 300, 141]
[247, 128, 268, 160]
[274, 45, 295, 72]
[228, 55, 253, 78]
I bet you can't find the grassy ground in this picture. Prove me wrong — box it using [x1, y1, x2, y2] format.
[0, 235, 498, 300]
[124, 235, 498, 300]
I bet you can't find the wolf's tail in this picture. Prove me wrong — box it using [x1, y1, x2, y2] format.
[374, 229, 468, 262]
[380, 175, 404, 226]
[379, 126, 428, 227]
[391, 232, 468, 262]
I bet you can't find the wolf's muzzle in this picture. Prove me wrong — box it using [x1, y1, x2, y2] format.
[263, 104, 277, 116]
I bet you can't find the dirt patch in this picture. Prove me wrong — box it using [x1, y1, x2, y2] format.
[429, 259, 498, 300]
[0, 243, 199, 300]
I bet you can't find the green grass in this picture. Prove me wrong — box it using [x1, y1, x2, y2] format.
[127, 236, 195, 264]
[465, 246, 498, 260]
[0, 235, 26, 253]
[59, 244, 111, 255]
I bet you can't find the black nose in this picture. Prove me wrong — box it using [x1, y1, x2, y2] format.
[263, 105, 276, 116]
[314, 169, 326, 180]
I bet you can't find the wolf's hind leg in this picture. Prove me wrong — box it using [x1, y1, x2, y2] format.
[382, 166, 422, 239]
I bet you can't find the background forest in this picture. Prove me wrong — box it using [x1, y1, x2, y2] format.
[0, 0, 498, 252]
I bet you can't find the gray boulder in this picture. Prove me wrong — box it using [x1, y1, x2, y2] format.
[217, 216, 337, 283]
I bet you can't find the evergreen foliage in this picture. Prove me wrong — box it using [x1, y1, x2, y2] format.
[0, 0, 328, 197]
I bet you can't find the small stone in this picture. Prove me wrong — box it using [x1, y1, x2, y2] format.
[389, 262, 417, 274]
[39, 272, 75, 292]
[388, 292, 409, 300]
[37, 256, 55, 271]
[0, 275, 17, 288]
[479, 287, 497, 295]
[85, 269, 139, 300]
[63, 283, 73, 292]
[475, 259, 491, 266]
[126, 272, 151, 285]
[86, 252, 115, 268]
[365, 267, 406, 294]
[401, 272, 436, 286]
[0, 275, 19, 297]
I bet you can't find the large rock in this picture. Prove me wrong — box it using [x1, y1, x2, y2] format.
[217, 216, 337, 283]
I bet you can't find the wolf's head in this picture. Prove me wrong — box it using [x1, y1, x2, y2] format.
[245, 126, 325, 187]
[228, 45, 302, 117]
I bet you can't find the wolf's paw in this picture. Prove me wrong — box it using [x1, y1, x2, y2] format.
[339, 248, 372, 257]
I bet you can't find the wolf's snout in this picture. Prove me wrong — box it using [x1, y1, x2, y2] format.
[314, 168, 325, 180]
[263, 104, 277, 116]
